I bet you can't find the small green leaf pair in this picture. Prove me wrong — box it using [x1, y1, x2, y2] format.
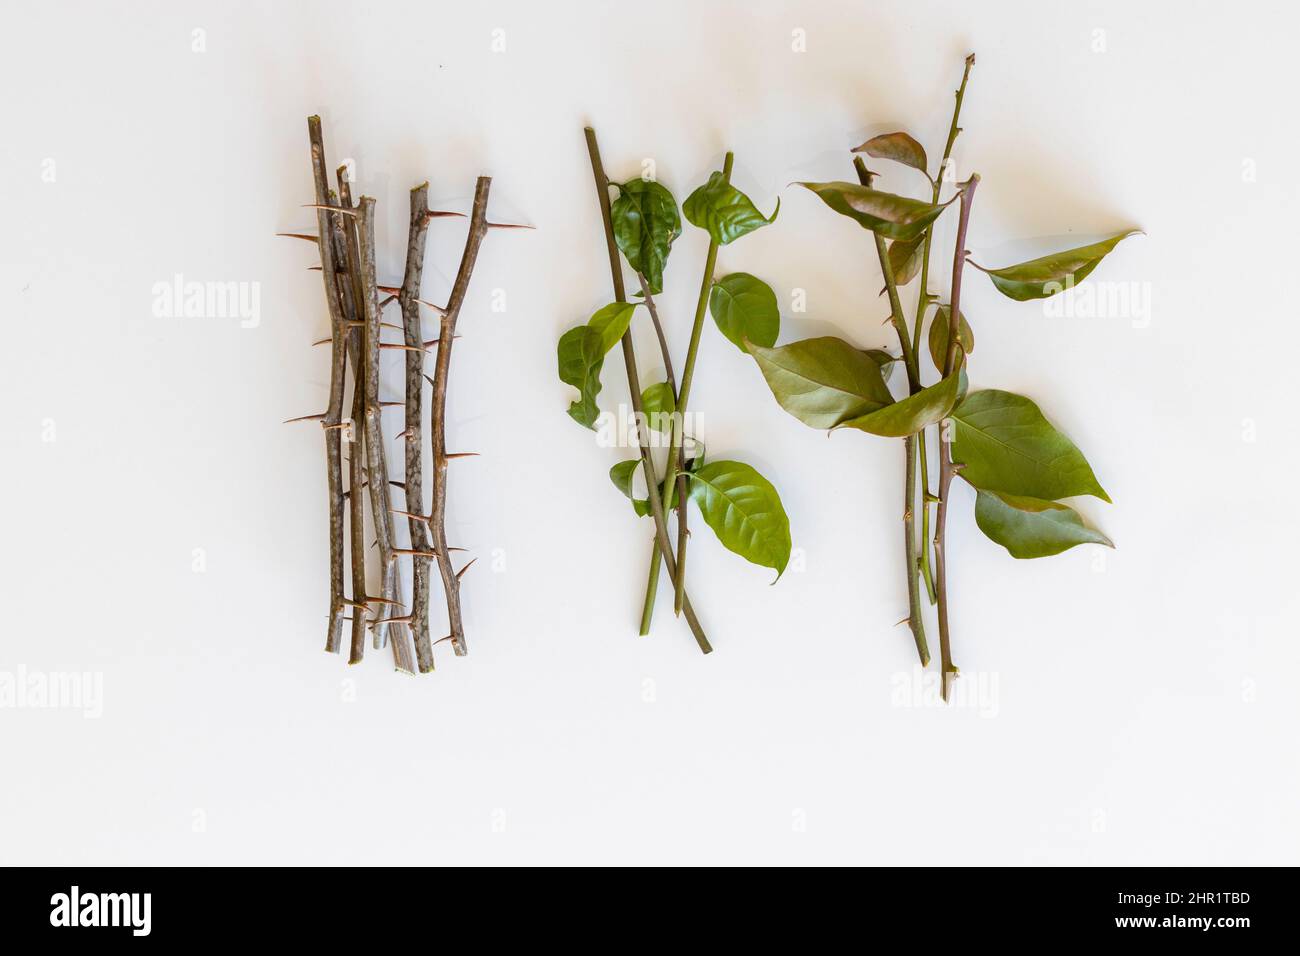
[951, 389, 1112, 558]
[747, 336, 962, 437]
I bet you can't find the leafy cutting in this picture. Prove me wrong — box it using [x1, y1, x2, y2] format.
[557, 129, 790, 652]
[746, 55, 1138, 699]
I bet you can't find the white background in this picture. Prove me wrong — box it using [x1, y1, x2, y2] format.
[3, 0, 1296, 865]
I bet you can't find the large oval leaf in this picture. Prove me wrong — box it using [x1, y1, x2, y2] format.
[852, 132, 928, 176]
[970, 230, 1140, 301]
[611, 179, 681, 295]
[688, 460, 791, 575]
[927, 306, 974, 373]
[588, 301, 638, 354]
[557, 325, 605, 429]
[709, 272, 779, 352]
[797, 181, 953, 240]
[951, 389, 1110, 501]
[835, 371, 964, 438]
[683, 171, 779, 245]
[747, 336, 894, 429]
[974, 490, 1113, 559]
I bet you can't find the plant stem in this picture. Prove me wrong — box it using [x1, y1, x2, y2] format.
[935, 174, 979, 702]
[333, 169, 370, 664]
[914, 54, 974, 607]
[307, 117, 348, 656]
[399, 183, 435, 671]
[356, 195, 417, 673]
[636, 273, 681, 636]
[666, 152, 734, 616]
[428, 176, 492, 657]
[584, 126, 711, 653]
[854, 157, 928, 666]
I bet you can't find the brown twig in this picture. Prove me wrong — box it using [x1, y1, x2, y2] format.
[334, 169, 371, 665]
[306, 117, 347, 656]
[428, 177, 492, 656]
[584, 127, 711, 653]
[935, 174, 979, 701]
[398, 183, 436, 672]
[356, 193, 417, 673]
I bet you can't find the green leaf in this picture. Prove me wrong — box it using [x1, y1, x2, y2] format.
[709, 273, 780, 352]
[557, 326, 605, 429]
[852, 132, 929, 176]
[641, 381, 677, 433]
[611, 179, 681, 295]
[608, 459, 650, 517]
[970, 230, 1140, 301]
[588, 301, 639, 354]
[835, 370, 964, 437]
[797, 181, 953, 240]
[688, 460, 791, 576]
[951, 390, 1110, 502]
[683, 170, 779, 245]
[927, 306, 974, 373]
[747, 336, 894, 429]
[886, 235, 926, 287]
[974, 491, 1114, 559]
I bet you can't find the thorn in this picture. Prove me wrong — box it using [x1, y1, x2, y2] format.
[275, 233, 318, 243]
[433, 634, 456, 645]
[311, 338, 330, 346]
[390, 481, 406, 490]
[283, 413, 326, 424]
[392, 548, 440, 559]
[894, 615, 910, 627]
[427, 210, 468, 219]
[445, 452, 479, 460]
[487, 221, 536, 230]
[378, 615, 415, 626]
[301, 203, 360, 217]
[395, 428, 409, 439]
[423, 374, 436, 388]
[378, 401, 404, 408]
[365, 597, 404, 608]
[322, 422, 350, 431]
[379, 343, 433, 353]
[390, 510, 433, 524]
[380, 322, 404, 332]
[456, 557, 478, 580]
[379, 295, 399, 309]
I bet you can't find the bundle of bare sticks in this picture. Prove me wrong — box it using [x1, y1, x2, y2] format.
[281, 116, 526, 672]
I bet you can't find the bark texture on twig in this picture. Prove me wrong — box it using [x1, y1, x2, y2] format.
[584, 126, 711, 653]
[307, 116, 347, 655]
[428, 177, 492, 656]
[399, 183, 435, 671]
[334, 170, 370, 665]
[356, 195, 416, 673]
